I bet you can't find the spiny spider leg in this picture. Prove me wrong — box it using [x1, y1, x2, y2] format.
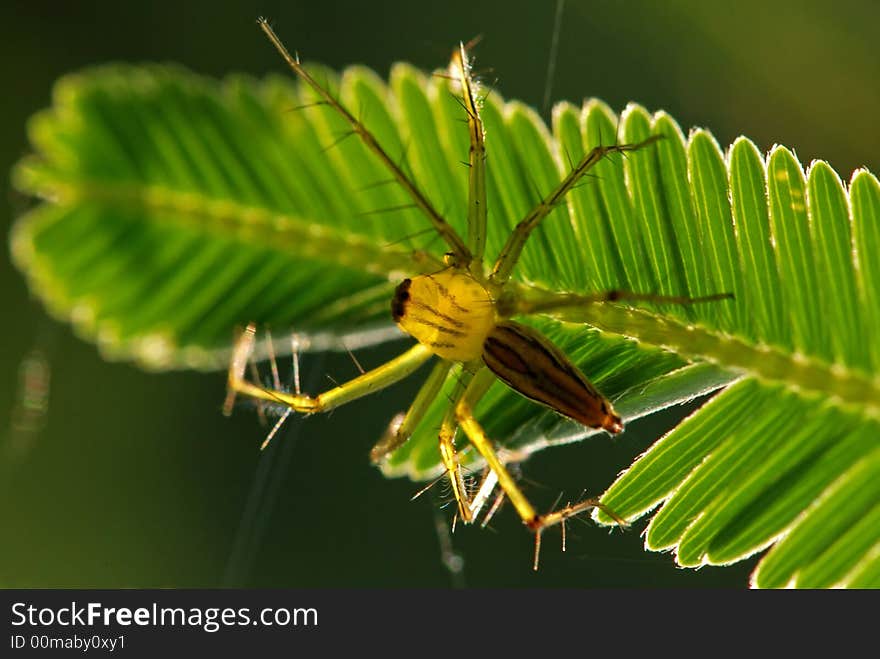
[370, 359, 453, 463]
[449, 368, 627, 569]
[264, 327, 281, 389]
[481, 486, 506, 529]
[438, 366, 479, 524]
[224, 323, 433, 417]
[469, 466, 500, 524]
[451, 43, 488, 267]
[258, 330, 306, 451]
[257, 18, 472, 265]
[491, 135, 662, 285]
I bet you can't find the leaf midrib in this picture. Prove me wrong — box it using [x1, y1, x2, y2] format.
[544, 293, 880, 420]
[19, 169, 441, 280]
[23, 167, 880, 419]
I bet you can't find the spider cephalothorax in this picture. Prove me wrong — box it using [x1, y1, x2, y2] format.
[391, 270, 495, 363]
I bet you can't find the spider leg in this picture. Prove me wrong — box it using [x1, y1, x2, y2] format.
[431, 363, 506, 526]
[438, 366, 480, 524]
[224, 323, 433, 418]
[468, 467, 500, 525]
[480, 482, 506, 529]
[370, 359, 453, 463]
[490, 135, 661, 285]
[257, 18, 471, 265]
[454, 368, 627, 570]
[450, 43, 487, 269]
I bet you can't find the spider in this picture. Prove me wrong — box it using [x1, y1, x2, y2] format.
[225, 18, 730, 568]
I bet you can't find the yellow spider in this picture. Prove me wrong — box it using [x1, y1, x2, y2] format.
[225, 18, 729, 567]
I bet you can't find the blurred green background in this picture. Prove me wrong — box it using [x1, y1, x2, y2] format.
[2, 0, 877, 588]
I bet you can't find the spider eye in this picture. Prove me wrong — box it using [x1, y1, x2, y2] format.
[391, 279, 412, 322]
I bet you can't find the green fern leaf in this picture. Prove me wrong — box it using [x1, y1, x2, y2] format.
[10, 62, 880, 587]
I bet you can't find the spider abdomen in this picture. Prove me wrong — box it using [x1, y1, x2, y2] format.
[392, 269, 496, 362]
[482, 321, 623, 434]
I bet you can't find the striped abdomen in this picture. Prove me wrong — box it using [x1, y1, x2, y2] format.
[482, 321, 623, 434]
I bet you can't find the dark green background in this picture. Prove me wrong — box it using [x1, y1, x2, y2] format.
[2, 0, 877, 587]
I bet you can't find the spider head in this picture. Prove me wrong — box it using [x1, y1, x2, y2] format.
[391, 268, 496, 362]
